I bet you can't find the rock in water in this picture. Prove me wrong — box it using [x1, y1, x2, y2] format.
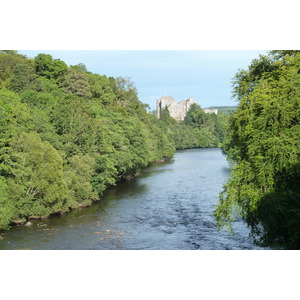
[25, 221, 33, 227]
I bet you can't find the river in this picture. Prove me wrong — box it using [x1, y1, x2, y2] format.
[0, 148, 264, 250]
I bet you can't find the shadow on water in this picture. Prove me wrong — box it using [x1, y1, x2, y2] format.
[221, 166, 231, 176]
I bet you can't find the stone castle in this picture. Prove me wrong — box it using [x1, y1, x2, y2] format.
[156, 96, 195, 121]
[156, 96, 218, 121]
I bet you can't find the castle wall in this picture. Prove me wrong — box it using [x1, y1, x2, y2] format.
[156, 96, 195, 121]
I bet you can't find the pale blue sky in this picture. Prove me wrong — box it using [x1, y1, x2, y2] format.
[19, 50, 268, 110]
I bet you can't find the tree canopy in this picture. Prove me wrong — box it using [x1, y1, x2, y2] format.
[0, 50, 227, 230]
[215, 50, 300, 249]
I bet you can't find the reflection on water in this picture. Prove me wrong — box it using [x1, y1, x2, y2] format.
[0, 148, 264, 250]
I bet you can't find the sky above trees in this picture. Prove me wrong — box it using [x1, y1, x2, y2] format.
[19, 50, 268, 110]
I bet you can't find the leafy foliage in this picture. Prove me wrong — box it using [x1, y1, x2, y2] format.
[215, 51, 300, 249]
[0, 51, 227, 230]
[0, 51, 28, 87]
[59, 67, 92, 98]
[8, 64, 41, 93]
[35, 53, 68, 80]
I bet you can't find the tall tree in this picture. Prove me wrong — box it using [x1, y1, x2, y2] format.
[184, 103, 208, 128]
[14, 132, 71, 216]
[35, 53, 68, 80]
[59, 68, 92, 98]
[215, 51, 300, 249]
[8, 64, 41, 93]
[0, 51, 27, 86]
[85, 73, 116, 105]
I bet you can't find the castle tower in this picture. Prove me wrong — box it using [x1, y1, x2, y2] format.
[156, 96, 195, 121]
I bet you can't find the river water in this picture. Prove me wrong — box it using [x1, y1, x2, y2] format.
[0, 148, 264, 250]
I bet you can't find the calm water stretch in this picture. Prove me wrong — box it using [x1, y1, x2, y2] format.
[0, 148, 264, 250]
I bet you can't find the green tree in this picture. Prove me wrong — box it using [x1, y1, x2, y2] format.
[0, 89, 32, 177]
[64, 154, 97, 207]
[184, 103, 207, 127]
[35, 53, 68, 80]
[70, 63, 88, 73]
[0, 51, 27, 86]
[14, 132, 71, 216]
[0, 98, 17, 177]
[269, 50, 300, 60]
[0, 177, 16, 229]
[251, 162, 300, 249]
[159, 106, 171, 122]
[112, 77, 142, 111]
[85, 73, 116, 105]
[8, 64, 41, 93]
[215, 51, 300, 249]
[59, 68, 92, 98]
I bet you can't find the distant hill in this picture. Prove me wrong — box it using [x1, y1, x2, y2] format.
[205, 106, 237, 113]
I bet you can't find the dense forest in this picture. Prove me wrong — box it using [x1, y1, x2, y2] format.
[0, 50, 227, 230]
[215, 50, 300, 249]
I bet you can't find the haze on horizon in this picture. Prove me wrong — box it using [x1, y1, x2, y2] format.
[19, 50, 268, 110]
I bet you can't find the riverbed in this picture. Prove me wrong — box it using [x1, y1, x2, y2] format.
[0, 148, 264, 250]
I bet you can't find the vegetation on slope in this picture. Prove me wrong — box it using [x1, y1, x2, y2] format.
[0, 50, 226, 230]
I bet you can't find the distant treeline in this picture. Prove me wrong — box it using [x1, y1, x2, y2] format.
[205, 106, 237, 113]
[0, 50, 228, 230]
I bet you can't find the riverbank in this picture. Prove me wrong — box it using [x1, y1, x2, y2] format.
[0, 148, 263, 250]
[4, 155, 173, 230]
[3, 147, 223, 233]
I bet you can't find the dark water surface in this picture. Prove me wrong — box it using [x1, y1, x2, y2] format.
[0, 148, 264, 250]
